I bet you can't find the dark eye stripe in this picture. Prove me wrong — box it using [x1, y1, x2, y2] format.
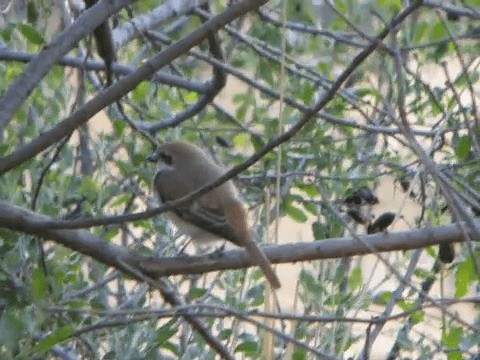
[159, 152, 173, 165]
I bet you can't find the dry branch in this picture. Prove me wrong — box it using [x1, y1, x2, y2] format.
[0, 202, 475, 278]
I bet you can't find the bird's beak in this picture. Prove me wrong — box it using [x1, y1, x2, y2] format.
[147, 151, 158, 162]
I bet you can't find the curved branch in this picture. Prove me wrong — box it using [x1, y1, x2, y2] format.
[132, 25, 226, 132]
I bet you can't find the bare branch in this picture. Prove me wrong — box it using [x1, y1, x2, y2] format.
[112, 0, 209, 48]
[0, 47, 210, 92]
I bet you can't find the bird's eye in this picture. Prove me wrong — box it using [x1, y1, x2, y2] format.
[159, 152, 173, 165]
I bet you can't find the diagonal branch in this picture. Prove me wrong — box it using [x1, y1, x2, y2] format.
[112, 0, 209, 48]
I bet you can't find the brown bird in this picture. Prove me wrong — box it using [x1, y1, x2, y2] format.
[147, 141, 281, 289]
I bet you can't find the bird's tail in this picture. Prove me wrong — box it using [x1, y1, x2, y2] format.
[224, 200, 281, 289]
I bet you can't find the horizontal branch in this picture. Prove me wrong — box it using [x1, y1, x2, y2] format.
[140, 220, 478, 276]
[0, 48, 209, 93]
[0, 202, 475, 279]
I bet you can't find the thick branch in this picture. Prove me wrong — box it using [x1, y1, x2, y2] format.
[141, 220, 477, 276]
[0, 202, 474, 278]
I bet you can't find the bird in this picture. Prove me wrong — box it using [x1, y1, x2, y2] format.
[147, 141, 281, 289]
[367, 212, 396, 234]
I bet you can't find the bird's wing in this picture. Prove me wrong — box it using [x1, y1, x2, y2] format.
[173, 202, 240, 245]
[154, 170, 240, 245]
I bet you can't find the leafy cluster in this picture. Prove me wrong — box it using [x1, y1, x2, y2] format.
[0, 0, 479, 359]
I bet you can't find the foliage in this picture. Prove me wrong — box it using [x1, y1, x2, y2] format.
[0, 0, 479, 359]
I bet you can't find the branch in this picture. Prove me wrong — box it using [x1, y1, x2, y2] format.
[423, 0, 480, 20]
[0, 0, 132, 135]
[0, 47, 210, 92]
[132, 25, 226, 132]
[112, 0, 209, 48]
[141, 220, 476, 276]
[0, 0, 269, 175]
[257, 8, 366, 47]
[0, 201, 474, 278]
[0, 202, 145, 272]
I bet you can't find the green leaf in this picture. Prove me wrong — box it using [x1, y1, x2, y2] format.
[1, 23, 14, 42]
[441, 326, 463, 349]
[376, 0, 401, 13]
[187, 287, 207, 300]
[155, 323, 178, 345]
[302, 202, 317, 216]
[32, 267, 47, 301]
[78, 176, 98, 201]
[284, 202, 308, 223]
[354, 87, 381, 100]
[185, 91, 199, 103]
[235, 340, 258, 354]
[112, 118, 126, 136]
[0, 309, 24, 350]
[299, 81, 314, 104]
[348, 267, 362, 292]
[376, 291, 392, 305]
[455, 256, 475, 298]
[293, 346, 307, 360]
[297, 183, 319, 197]
[27, 1, 38, 24]
[409, 310, 425, 325]
[34, 326, 74, 353]
[17, 23, 45, 45]
[412, 22, 428, 44]
[103, 228, 119, 241]
[103, 351, 117, 360]
[257, 59, 275, 86]
[110, 194, 132, 208]
[454, 135, 471, 161]
[131, 82, 149, 103]
[219, 328, 233, 340]
[311, 221, 326, 240]
[447, 351, 462, 360]
[246, 284, 264, 306]
[299, 269, 322, 294]
[430, 21, 446, 41]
